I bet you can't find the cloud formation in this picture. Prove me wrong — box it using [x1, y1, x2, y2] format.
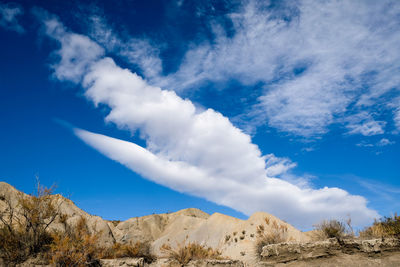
[357, 138, 396, 148]
[87, 0, 400, 138]
[37, 12, 378, 228]
[0, 2, 24, 33]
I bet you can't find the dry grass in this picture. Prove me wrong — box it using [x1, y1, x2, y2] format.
[314, 220, 346, 239]
[101, 241, 155, 263]
[359, 214, 400, 239]
[313, 218, 354, 240]
[255, 218, 289, 258]
[0, 180, 59, 265]
[161, 240, 222, 266]
[49, 217, 101, 267]
[0, 181, 155, 266]
[109, 220, 121, 227]
[50, 216, 155, 266]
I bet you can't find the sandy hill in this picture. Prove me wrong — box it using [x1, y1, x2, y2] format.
[2, 182, 400, 267]
[0, 182, 309, 264]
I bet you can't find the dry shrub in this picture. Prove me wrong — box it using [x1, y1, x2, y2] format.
[101, 241, 155, 263]
[49, 217, 101, 267]
[0, 181, 59, 265]
[255, 219, 289, 257]
[110, 220, 121, 227]
[313, 219, 352, 240]
[51, 215, 155, 266]
[161, 240, 222, 266]
[0, 226, 29, 264]
[360, 214, 400, 239]
[1, 181, 155, 266]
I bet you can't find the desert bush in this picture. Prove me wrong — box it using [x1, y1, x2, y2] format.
[255, 219, 289, 257]
[161, 241, 222, 266]
[49, 217, 101, 267]
[359, 214, 400, 239]
[314, 219, 351, 240]
[109, 220, 121, 227]
[1, 181, 155, 266]
[51, 216, 155, 266]
[0, 181, 59, 265]
[100, 241, 155, 263]
[0, 225, 29, 264]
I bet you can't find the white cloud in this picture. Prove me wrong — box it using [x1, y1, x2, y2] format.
[0, 2, 24, 33]
[34, 10, 105, 83]
[39, 15, 379, 228]
[356, 138, 395, 148]
[377, 138, 395, 147]
[88, 0, 400, 138]
[389, 97, 400, 133]
[75, 128, 377, 228]
[265, 154, 296, 177]
[395, 111, 400, 132]
[349, 122, 385, 136]
[87, 15, 162, 80]
[356, 141, 374, 148]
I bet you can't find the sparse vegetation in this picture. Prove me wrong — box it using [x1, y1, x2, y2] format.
[0, 181, 154, 266]
[5, 180, 400, 266]
[50, 215, 154, 266]
[101, 242, 155, 263]
[161, 240, 222, 266]
[225, 235, 231, 242]
[0, 180, 59, 265]
[110, 220, 121, 227]
[315, 219, 346, 239]
[360, 214, 400, 239]
[49, 217, 101, 266]
[313, 218, 354, 240]
[255, 218, 289, 258]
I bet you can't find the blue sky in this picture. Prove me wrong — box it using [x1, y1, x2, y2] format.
[0, 0, 399, 230]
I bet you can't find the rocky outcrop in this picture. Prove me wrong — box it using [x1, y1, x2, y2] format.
[177, 259, 244, 267]
[100, 257, 145, 267]
[14, 258, 245, 267]
[260, 238, 400, 265]
[100, 258, 245, 267]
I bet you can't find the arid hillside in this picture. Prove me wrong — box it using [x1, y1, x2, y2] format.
[1, 182, 400, 267]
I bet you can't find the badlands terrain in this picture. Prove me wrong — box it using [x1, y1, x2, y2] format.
[1, 181, 400, 266]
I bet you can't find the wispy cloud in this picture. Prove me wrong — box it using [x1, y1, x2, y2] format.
[389, 97, 400, 133]
[377, 138, 395, 147]
[36, 13, 378, 228]
[346, 112, 386, 136]
[265, 154, 297, 177]
[86, 0, 400, 139]
[356, 138, 395, 148]
[0, 2, 24, 33]
[87, 15, 162, 80]
[357, 179, 400, 204]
